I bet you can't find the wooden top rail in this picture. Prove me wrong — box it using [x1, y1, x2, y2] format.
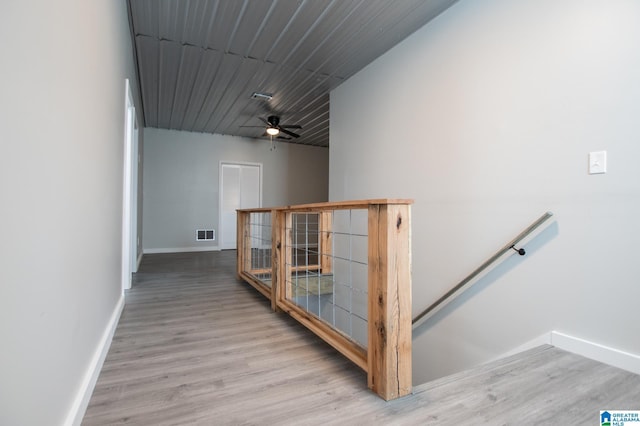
[236, 207, 275, 213]
[238, 198, 414, 213]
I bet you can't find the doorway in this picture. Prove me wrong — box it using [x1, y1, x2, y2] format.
[219, 162, 262, 250]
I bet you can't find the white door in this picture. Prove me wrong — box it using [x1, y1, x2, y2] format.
[220, 163, 261, 249]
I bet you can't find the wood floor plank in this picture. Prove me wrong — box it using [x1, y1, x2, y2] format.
[83, 250, 640, 425]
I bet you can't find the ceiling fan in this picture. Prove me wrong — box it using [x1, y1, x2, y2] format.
[243, 115, 302, 140]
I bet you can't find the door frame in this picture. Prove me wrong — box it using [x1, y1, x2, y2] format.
[121, 79, 139, 292]
[218, 161, 263, 250]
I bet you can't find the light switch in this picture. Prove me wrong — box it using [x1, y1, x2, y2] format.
[589, 151, 607, 174]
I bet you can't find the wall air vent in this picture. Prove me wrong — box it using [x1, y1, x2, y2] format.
[251, 92, 273, 101]
[196, 229, 215, 241]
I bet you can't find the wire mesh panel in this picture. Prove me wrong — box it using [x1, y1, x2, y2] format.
[286, 209, 368, 348]
[248, 211, 272, 284]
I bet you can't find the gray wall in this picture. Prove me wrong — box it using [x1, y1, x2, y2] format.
[143, 128, 329, 252]
[0, 0, 142, 424]
[330, 0, 640, 384]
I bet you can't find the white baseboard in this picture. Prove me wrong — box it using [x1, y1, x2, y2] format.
[496, 331, 640, 376]
[551, 331, 640, 376]
[64, 295, 125, 426]
[143, 246, 221, 254]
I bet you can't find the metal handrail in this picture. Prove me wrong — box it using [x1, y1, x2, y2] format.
[412, 212, 554, 330]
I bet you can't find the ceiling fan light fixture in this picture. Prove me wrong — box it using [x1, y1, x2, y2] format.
[266, 127, 279, 136]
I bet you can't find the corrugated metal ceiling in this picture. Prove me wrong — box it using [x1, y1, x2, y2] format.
[129, 0, 458, 147]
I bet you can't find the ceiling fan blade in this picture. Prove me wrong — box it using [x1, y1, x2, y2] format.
[240, 125, 265, 128]
[276, 135, 292, 140]
[278, 127, 300, 138]
[254, 115, 300, 137]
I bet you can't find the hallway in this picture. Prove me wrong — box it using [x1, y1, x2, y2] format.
[83, 251, 640, 425]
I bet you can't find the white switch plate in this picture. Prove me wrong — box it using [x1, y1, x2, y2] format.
[589, 151, 607, 174]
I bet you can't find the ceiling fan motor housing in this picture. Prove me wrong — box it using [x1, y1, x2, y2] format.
[267, 115, 280, 127]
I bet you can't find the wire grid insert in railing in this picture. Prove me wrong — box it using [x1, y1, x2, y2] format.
[248, 211, 272, 284]
[286, 209, 369, 348]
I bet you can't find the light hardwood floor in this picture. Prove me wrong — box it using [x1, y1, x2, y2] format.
[83, 251, 640, 425]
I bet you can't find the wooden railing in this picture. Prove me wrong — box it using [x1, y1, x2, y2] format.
[237, 199, 413, 401]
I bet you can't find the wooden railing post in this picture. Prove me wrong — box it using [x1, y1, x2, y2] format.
[271, 209, 285, 311]
[319, 211, 333, 275]
[283, 212, 293, 300]
[236, 210, 251, 280]
[367, 203, 412, 400]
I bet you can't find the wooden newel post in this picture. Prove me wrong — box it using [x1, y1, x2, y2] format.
[319, 211, 333, 275]
[271, 209, 285, 312]
[367, 202, 412, 400]
[236, 210, 251, 280]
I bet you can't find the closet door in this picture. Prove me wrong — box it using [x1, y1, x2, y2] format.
[220, 163, 261, 249]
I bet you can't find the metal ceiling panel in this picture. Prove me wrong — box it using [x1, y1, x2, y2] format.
[129, 0, 158, 38]
[245, 1, 302, 60]
[317, 1, 424, 78]
[129, 0, 459, 147]
[191, 53, 244, 131]
[330, 0, 458, 78]
[168, 45, 204, 130]
[178, 48, 225, 130]
[180, 1, 219, 46]
[226, 1, 276, 57]
[204, 1, 248, 51]
[135, 35, 159, 126]
[203, 58, 264, 132]
[262, 1, 334, 66]
[157, 40, 183, 129]
[290, 1, 366, 74]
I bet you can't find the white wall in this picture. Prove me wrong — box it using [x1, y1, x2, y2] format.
[0, 0, 141, 424]
[143, 128, 329, 252]
[330, 0, 640, 384]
